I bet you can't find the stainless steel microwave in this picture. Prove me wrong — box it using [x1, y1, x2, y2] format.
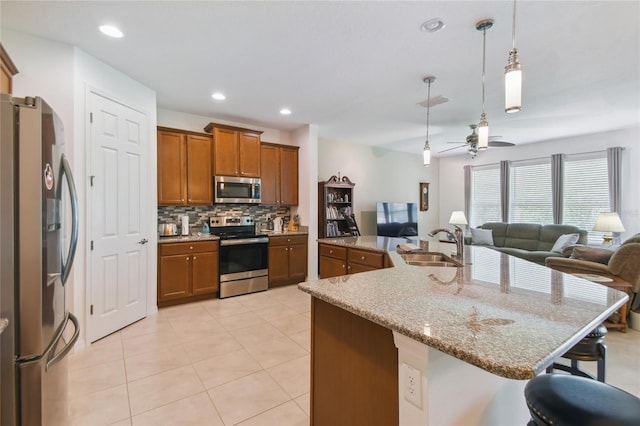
[214, 176, 261, 204]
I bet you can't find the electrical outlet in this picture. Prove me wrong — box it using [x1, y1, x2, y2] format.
[402, 362, 422, 408]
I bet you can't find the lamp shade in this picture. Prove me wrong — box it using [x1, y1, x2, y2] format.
[504, 63, 522, 113]
[477, 118, 489, 150]
[449, 211, 468, 226]
[423, 141, 431, 166]
[592, 212, 625, 232]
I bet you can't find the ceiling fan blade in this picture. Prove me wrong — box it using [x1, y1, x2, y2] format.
[488, 135, 503, 140]
[438, 145, 467, 154]
[446, 141, 467, 144]
[487, 141, 515, 147]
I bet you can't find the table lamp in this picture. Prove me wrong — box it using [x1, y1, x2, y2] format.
[592, 212, 625, 245]
[449, 211, 468, 231]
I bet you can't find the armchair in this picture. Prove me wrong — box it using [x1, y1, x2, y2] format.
[545, 234, 640, 313]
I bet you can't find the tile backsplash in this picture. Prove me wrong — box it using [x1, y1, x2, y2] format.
[158, 204, 290, 231]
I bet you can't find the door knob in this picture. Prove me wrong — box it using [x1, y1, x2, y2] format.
[138, 238, 148, 245]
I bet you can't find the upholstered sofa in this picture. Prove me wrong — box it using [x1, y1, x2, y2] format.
[467, 222, 589, 265]
[546, 234, 640, 311]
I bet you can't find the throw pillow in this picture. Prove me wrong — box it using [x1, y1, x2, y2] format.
[570, 245, 614, 264]
[471, 228, 494, 245]
[551, 233, 580, 253]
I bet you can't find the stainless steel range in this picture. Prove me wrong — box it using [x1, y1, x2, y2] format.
[209, 216, 269, 298]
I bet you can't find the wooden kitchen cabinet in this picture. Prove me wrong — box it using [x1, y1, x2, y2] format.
[261, 143, 299, 205]
[205, 122, 262, 177]
[269, 234, 308, 286]
[319, 243, 390, 278]
[1, 43, 18, 94]
[158, 240, 219, 307]
[157, 127, 213, 205]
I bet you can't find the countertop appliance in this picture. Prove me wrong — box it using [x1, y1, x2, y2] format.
[1, 95, 80, 425]
[209, 216, 268, 298]
[158, 223, 178, 236]
[214, 176, 261, 204]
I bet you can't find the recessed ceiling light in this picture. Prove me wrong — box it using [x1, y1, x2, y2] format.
[280, 108, 292, 115]
[420, 18, 446, 33]
[99, 25, 123, 38]
[211, 92, 226, 101]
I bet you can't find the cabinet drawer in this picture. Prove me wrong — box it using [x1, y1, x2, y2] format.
[319, 244, 347, 260]
[348, 248, 384, 269]
[270, 234, 307, 247]
[159, 241, 219, 256]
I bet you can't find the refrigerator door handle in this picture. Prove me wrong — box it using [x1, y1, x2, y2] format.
[58, 153, 79, 285]
[46, 312, 79, 371]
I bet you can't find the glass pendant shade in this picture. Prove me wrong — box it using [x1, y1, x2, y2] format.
[505, 50, 522, 113]
[423, 141, 431, 166]
[477, 115, 489, 149]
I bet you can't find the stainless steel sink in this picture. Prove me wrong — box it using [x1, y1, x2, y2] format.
[401, 252, 461, 267]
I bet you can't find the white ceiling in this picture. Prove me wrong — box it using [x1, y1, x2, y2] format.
[2, 1, 639, 157]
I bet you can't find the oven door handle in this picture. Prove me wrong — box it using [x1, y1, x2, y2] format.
[221, 237, 269, 246]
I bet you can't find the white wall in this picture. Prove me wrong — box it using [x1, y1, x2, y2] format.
[437, 126, 640, 239]
[3, 29, 157, 348]
[157, 108, 291, 145]
[318, 139, 440, 240]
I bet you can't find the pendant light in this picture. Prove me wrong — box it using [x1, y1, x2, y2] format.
[505, 0, 522, 113]
[476, 19, 493, 150]
[423, 76, 435, 166]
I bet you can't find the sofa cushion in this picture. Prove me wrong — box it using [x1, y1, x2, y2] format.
[471, 228, 494, 245]
[570, 245, 614, 264]
[479, 222, 509, 247]
[551, 233, 580, 253]
[504, 223, 541, 251]
[538, 224, 588, 251]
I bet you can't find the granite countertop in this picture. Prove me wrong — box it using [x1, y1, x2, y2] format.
[300, 237, 628, 380]
[157, 233, 220, 244]
[260, 226, 309, 237]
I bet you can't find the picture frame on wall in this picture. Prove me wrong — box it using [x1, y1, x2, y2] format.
[419, 182, 429, 211]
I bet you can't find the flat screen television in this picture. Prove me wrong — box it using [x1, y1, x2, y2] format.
[376, 202, 418, 237]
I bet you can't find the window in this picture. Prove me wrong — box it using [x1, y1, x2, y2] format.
[509, 159, 553, 224]
[470, 164, 501, 227]
[562, 152, 609, 243]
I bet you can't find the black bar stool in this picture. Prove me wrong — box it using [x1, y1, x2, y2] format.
[546, 323, 607, 382]
[525, 374, 640, 426]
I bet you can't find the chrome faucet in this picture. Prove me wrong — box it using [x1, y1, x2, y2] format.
[428, 227, 464, 262]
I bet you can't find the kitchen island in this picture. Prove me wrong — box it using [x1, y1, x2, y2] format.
[298, 236, 629, 425]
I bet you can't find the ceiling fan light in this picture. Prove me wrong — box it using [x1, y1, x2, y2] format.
[505, 50, 522, 113]
[477, 116, 489, 150]
[423, 140, 431, 166]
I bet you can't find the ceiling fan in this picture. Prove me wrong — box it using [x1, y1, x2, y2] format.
[439, 124, 515, 158]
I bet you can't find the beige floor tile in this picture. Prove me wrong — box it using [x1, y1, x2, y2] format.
[207, 371, 289, 425]
[235, 292, 279, 311]
[294, 393, 310, 416]
[121, 328, 180, 359]
[68, 359, 126, 397]
[107, 419, 132, 426]
[267, 355, 310, 399]
[127, 365, 204, 415]
[169, 316, 229, 344]
[201, 298, 252, 319]
[68, 334, 124, 370]
[193, 348, 262, 390]
[217, 311, 266, 331]
[131, 392, 223, 426]
[288, 329, 311, 352]
[158, 301, 210, 321]
[243, 336, 308, 369]
[182, 333, 243, 364]
[253, 303, 299, 322]
[268, 313, 310, 335]
[67, 384, 130, 426]
[236, 400, 308, 426]
[229, 322, 286, 347]
[125, 344, 190, 382]
[120, 315, 174, 340]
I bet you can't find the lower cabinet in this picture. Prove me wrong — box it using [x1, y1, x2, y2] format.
[269, 234, 308, 287]
[319, 243, 391, 278]
[158, 240, 219, 307]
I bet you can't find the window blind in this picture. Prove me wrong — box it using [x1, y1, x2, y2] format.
[562, 153, 609, 244]
[509, 159, 553, 224]
[470, 165, 501, 227]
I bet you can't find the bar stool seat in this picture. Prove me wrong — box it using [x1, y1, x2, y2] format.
[525, 374, 640, 426]
[546, 323, 607, 382]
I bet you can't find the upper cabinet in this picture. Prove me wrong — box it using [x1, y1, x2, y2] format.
[1, 44, 19, 94]
[261, 143, 299, 206]
[204, 122, 262, 177]
[157, 127, 213, 206]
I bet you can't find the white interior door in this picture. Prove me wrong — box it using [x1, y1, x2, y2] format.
[88, 91, 148, 342]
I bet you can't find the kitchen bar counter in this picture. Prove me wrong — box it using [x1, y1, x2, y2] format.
[157, 233, 220, 244]
[300, 236, 629, 425]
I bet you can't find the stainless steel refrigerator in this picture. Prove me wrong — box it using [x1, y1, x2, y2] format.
[1, 95, 80, 425]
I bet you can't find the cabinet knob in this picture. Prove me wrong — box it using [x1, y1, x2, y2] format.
[287, 238, 291, 242]
[285, 247, 288, 251]
[290, 247, 293, 251]
[361, 256, 365, 260]
[188, 198, 192, 201]
[181, 199, 184, 202]
[329, 249, 333, 254]
[193, 256, 197, 260]
[190, 246, 193, 250]
[186, 257, 190, 260]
